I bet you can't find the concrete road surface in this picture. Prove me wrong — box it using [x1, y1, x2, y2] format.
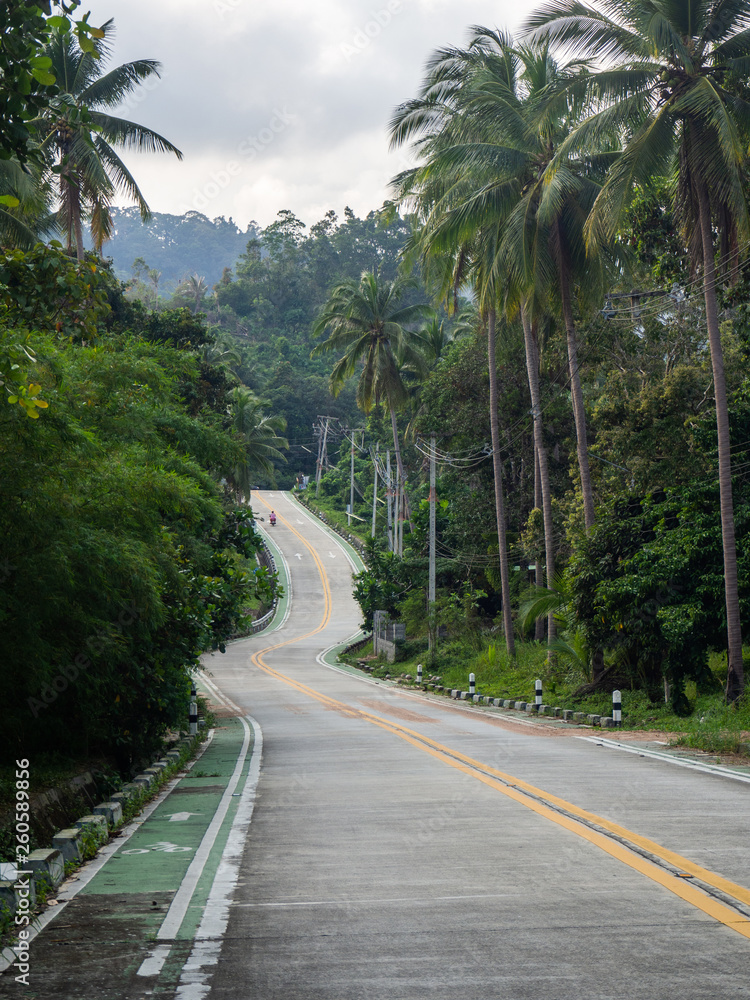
[201, 491, 750, 1000]
[9, 490, 750, 1000]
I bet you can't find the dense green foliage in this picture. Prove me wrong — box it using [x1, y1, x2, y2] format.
[0, 2, 102, 164]
[5, 1, 750, 753]
[199, 206, 432, 485]
[0, 247, 279, 767]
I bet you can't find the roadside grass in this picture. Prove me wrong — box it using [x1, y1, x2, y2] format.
[341, 638, 750, 758]
[295, 491, 370, 546]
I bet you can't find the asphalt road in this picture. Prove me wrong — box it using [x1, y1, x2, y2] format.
[200, 491, 750, 1000]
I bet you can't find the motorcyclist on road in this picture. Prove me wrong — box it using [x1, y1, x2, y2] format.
[269, 510, 277, 526]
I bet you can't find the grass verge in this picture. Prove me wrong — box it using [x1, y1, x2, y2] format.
[341, 638, 750, 759]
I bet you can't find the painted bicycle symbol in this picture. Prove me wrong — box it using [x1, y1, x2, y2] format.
[121, 841, 193, 855]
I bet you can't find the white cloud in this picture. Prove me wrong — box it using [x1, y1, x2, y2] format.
[76, 0, 528, 227]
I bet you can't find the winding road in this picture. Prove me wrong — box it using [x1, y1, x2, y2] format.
[11, 489, 750, 1000]
[201, 491, 750, 999]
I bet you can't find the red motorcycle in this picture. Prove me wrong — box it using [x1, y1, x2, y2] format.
[269, 511, 277, 526]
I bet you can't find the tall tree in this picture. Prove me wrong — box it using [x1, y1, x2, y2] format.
[312, 270, 431, 527]
[526, 0, 750, 700]
[389, 29, 610, 646]
[34, 18, 182, 259]
[173, 273, 209, 314]
[228, 387, 288, 497]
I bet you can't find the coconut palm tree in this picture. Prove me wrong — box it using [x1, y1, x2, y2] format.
[391, 48, 528, 655]
[33, 19, 182, 260]
[201, 336, 241, 374]
[311, 270, 431, 527]
[228, 388, 288, 497]
[174, 273, 209, 314]
[416, 315, 455, 366]
[0, 157, 55, 248]
[396, 30, 615, 533]
[525, 0, 749, 700]
[390, 29, 609, 648]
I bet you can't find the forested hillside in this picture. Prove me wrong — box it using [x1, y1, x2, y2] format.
[201, 206, 430, 485]
[103, 208, 260, 292]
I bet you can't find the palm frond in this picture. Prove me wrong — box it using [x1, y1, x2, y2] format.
[88, 112, 183, 158]
[83, 60, 163, 108]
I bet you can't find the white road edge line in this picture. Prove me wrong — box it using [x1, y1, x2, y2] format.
[136, 718, 252, 974]
[173, 714, 263, 1000]
[199, 672, 243, 715]
[576, 735, 750, 784]
[256, 525, 293, 632]
[0, 734, 216, 974]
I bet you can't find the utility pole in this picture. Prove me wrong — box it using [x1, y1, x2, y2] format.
[315, 416, 335, 497]
[398, 479, 406, 558]
[348, 429, 355, 527]
[428, 433, 436, 655]
[371, 443, 379, 538]
[395, 474, 401, 556]
[314, 421, 323, 495]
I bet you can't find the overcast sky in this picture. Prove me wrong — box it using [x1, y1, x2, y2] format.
[78, 0, 526, 231]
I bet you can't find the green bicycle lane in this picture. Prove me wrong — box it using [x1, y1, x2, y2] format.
[15, 713, 261, 1000]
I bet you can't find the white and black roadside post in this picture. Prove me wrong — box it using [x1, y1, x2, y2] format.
[469, 672, 476, 696]
[189, 682, 198, 736]
[613, 690, 622, 727]
[535, 678, 543, 708]
[417, 663, 423, 686]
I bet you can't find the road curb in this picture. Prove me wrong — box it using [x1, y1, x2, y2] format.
[0, 732, 207, 974]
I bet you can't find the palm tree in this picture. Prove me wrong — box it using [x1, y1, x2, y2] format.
[311, 270, 431, 527]
[201, 337, 241, 373]
[402, 212, 519, 655]
[33, 19, 182, 260]
[228, 388, 288, 497]
[174, 274, 209, 314]
[0, 158, 55, 248]
[416, 315, 455, 365]
[390, 29, 608, 649]
[526, 0, 749, 700]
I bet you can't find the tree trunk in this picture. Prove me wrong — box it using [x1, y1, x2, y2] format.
[557, 234, 595, 531]
[487, 308, 515, 656]
[697, 182, 744, 702]
[72, 196, 85, 263]
[533, 444, 545, 641]
[62, 162, 85, 263]
[389, 407, 412, 531]
[521, 305, 556, 650]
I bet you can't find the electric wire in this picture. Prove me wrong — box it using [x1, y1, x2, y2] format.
[602, 237, 750, 322]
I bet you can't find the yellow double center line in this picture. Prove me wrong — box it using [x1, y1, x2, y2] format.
[251, 495, 750, 940]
